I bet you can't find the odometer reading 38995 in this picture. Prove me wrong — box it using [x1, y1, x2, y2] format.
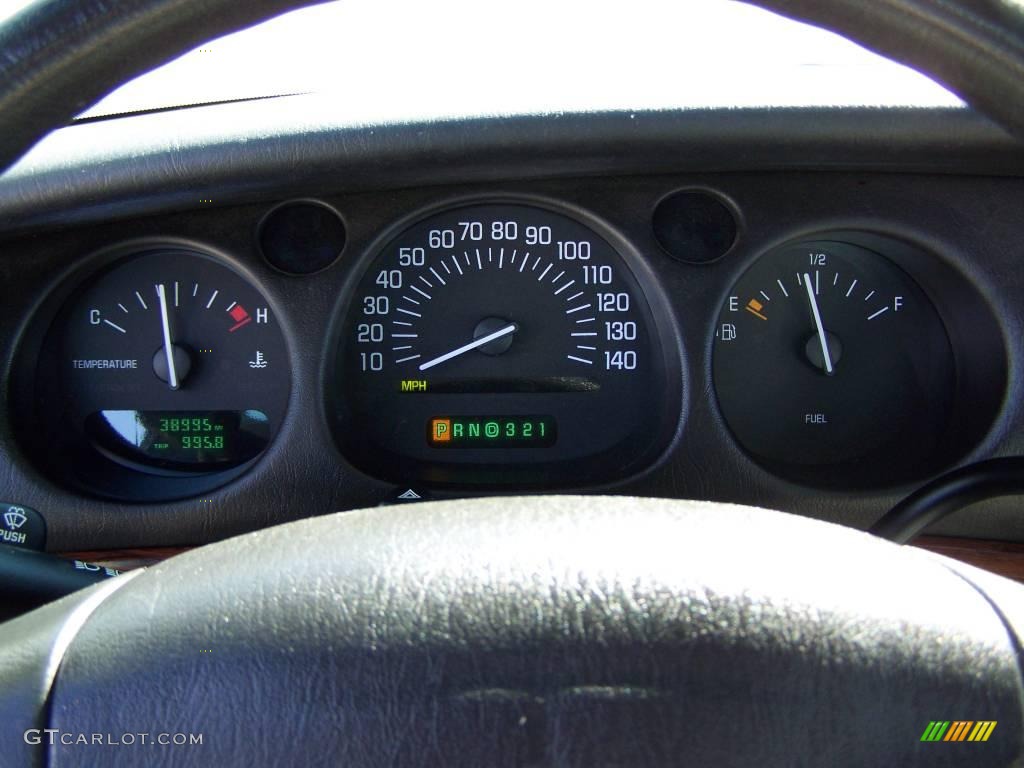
[334, 202, 677, 487]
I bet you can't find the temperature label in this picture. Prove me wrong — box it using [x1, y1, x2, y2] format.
[72, 359, 138, 369]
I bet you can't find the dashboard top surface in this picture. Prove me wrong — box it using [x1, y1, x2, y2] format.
[1, 103, 1022, 238]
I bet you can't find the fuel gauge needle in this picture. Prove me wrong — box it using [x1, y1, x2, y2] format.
[803, 272, 834, 375]
[156, 283, 179, 389]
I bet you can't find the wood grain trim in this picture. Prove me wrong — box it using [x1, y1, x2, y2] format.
[59, 546, 188, 571]
[914, 536, 1024, 583]
[59, 536, 1024, 582]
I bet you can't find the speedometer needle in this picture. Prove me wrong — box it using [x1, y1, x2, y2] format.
[803, 272, 834, 375]
[419, 323, 518, 371]
[156, 283, 179, 390]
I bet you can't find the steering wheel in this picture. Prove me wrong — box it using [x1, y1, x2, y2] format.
[1, 2, 1024, 766]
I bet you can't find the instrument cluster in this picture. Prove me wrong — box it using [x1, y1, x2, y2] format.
[6, 180, 1009, 508]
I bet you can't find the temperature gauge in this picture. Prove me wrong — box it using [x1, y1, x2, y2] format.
[712, 240, 955, 486]
[26, 248, 289, 500]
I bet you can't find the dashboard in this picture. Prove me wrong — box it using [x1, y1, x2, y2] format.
[1, 169, 1022, 551]
[8, 3, 1024, 765]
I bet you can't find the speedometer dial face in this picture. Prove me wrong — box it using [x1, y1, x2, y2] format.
[333, 202, 678, 487]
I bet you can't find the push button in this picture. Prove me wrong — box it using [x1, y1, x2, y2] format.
[0, 503, 46, 551]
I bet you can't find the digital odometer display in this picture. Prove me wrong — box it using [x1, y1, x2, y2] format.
[86, 410, 270, 471]
[333, 201, 678, 486]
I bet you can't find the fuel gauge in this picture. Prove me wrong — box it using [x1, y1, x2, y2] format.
[712, 240, 955, 486]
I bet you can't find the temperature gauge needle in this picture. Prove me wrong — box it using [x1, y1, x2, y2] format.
[803, 272, 834, 375]
[156, 283, 179, 390]
[419, 323, 517, 371]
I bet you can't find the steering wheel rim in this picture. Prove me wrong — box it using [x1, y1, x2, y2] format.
[2, 1, 1024, 766]
[3, 497, 1024, 766]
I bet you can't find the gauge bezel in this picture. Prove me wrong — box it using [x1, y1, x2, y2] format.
[10, 239, 293, 502]
[707, 229, 1007, 489]
[651, 186, 744, 264]
[256, 197, 348, 276]
[324, 194, 686, 490]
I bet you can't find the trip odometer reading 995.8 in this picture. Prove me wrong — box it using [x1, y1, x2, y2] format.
[332, 202, 678, 487]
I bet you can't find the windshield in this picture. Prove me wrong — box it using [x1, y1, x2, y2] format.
[76, 0, 960, 120]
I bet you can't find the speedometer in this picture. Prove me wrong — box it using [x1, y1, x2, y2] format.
[331, 201, 679, 487]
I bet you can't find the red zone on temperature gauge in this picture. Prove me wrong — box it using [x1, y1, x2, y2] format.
[228, 304, 255, 331]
